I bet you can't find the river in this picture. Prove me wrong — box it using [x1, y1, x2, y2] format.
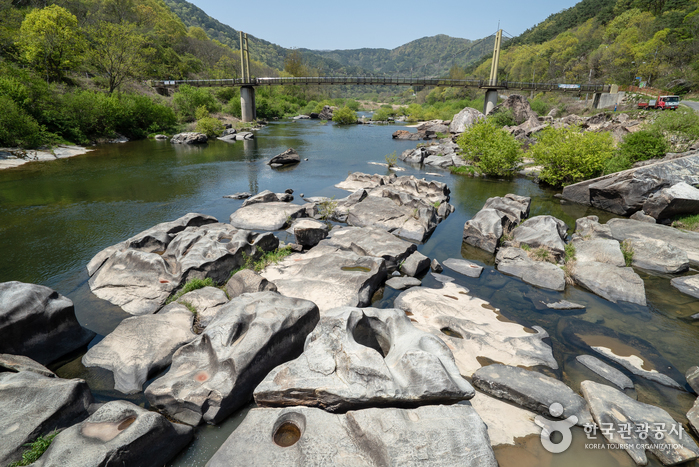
[0, 116, 697, 466]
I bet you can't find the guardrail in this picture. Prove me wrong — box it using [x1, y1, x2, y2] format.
[149, 77, 611, 93]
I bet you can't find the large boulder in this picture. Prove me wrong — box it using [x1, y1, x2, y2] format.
[472, 364, 592, 426]
[392, 130, 420, 141]
[254, 306, 474, 411]
[318, 105, 333, 120]
[82, 303, 196, 394]
[394, 283, 558, 376]
[624, 237, 689, 273]
[571, 237, 625, 267]
[33, 400, 193, 467]
[671, 275, 699, 299]
[0, 353, 55, 377]
[582, 381, 699, 465]
[511, 215, 568, 259]
[226, 269, 277, 300]
[288, 219, 329, 248]
[570, 261, 646, 305]
[0, 371, 92, 466]
[399, 146, 427, 162]
[260, 244, 386, 314]
[642, 181, 699, 221]
[483, 193, 531, 224]
[322, 226, 416, 272]
[0, 282, 95, 365]
[170, 132, 207, 144]
[495, 247, 565, 291]
[574, 215, 614, 239]
[229, 202, 309, 231]
[491, 94, 538, 124]
[207, 405, 498, 467]
[399, 251, 430, 277]
[268, 148, 300, 166]
[462, 209, 511, 253]
[145, 292, 319, 425]
[449, 107, 485, 133]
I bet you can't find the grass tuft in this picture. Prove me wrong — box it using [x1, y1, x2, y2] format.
[167, 277, 214, 304]
[449, 165, 476, 175]
[671, 213, 699, 232]
[620, 240, 634, 267]
[9, 432, 58, 467]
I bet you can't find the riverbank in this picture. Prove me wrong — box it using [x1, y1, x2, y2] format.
[0, 145, 92, 170]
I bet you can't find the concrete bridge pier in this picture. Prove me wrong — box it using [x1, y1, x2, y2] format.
[484, 89, 498, 115]
[240, 86, 256, 122]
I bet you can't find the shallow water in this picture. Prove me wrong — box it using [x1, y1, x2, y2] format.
[1, 117, 697, 466]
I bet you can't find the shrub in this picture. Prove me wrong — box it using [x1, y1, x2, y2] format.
[372, 108, 393, 121]
[649, 107, 699, 151]
[195, 117, 224, 137]
[385, 151, 397, 167]
[456, 120, 522, 177]
[529, 126, 615, 187]
[616, 130, 668, 163]
[345, 99, 360, 111]
[487, 109, 516, 127]
[224, 97, 242, 118]
[332, 107, 357, 125]
[530, 98, 552, 116]
[603, 154, 632, 174]
[172, 85, 220, 121]
[0, 96, 51, 148]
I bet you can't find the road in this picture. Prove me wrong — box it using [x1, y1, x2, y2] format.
[682, 100, 699, 112]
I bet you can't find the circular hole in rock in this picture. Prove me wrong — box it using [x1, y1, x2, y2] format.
[274, 422, 302, 447]
[117, 416, 136, 431]
[440, 327, 464, 339]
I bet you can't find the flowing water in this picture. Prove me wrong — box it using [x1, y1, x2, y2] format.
[1, 116, 697, 466]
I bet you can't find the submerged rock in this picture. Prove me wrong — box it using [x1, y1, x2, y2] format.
[472, 364, 592, 426]
[33, 400, 193, 467]
[545, 300, 585, 310]
[146, 292, 319, 425]
[255, 306, 474, 411]
[443, 258, 484, 278]
[0, 371, 92, 466]
[671, 275, 699, 299]
[582, 380, 699, 465]
[207, 405, 498, 467]
[0, 281, 95, 365]
[82, 303, 196, 394]
[394, 283, 558, 376]
[576, 355, 633, 390]
[495, 247, 565, 291]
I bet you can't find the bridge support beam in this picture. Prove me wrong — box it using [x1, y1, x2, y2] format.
[240, 86, 256, 122]
[484, 89, 498, 115]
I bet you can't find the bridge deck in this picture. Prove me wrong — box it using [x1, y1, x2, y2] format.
[150, 77, 610, 93]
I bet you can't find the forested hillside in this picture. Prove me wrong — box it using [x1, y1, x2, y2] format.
[469, 0, 699, 90]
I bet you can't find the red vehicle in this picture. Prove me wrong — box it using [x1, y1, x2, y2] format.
[637, 95, 680, 110]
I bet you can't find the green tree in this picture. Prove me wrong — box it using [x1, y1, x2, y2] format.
[87, 21, 151, 93]
[332, 106, 357, 125]
[456, 120, 522, 176]
[17, 5, 86, 82]
[284, 49, 307, 77]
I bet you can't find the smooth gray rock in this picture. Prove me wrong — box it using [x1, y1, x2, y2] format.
[443, 258, 484, 278]
[630, 210, 656, 223]
[226, 269, 277, 301]
[492, 94, 539, 124]
[472, 364, 592, 426]
[574, 215, 613, 239]
[625, 237, 689, 273]
[642, 181, 699, 221]
[570, 261, 646, 305]
[576, 355, 633, 390]
[449, 107, 485, 133]
[178, 286, 228, 328]
[0, 372, 92, 466]
[0, 282, 95, 365]
[254, 306, 474, 411]
[582, 380, 699, 465]
[687, 366, 699, 394]
[689, 398, 699, 436]
[606, 218, 699, 267]
[545, 300, 585, 310]
[217, 133, 237, 143]
[482, 193, 532, 224]
[495, 247, 565, 291]
[323, 226, 416, 272]
[335, 172, 394, 192]
[206, 405, 498, 467]
[33, 400, 193, 467]
[385, 276, 421, 290]
[430, 258, 443, 272]
[229, 202, 309, 231]
[82, 303, 196, 394]
[241, 190, 279, 207]
[261, 244, 387, 314]
[290, 219, 329, 248]
[171, 132, 207, 144]
[146, 292, 319, 425]
[424, 154, 455, 167]
[671, 276, 699, 300]
[400, 251, 430, 277]
[462, 209, 510, 254]
[268, 148, 300, 166]
[0, 354, 55, 377]
[571, 237, 625, 267]
[394, 283, 557, 376]
[399, 147, 427, 163]
[223, 192, 251, 199]
[512, 215, 568, 259]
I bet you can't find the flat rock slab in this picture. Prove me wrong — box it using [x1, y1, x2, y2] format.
[571, 261, 646, 306]
[0, 281, 95, 365]
[606, 218, 699, 267]
[576, 355, 633, 390]
[386, 276, 421, 290]
[0, 353, 55, 377]
[472, 364, 592, 427]
[625, 237, 690, 273]
[0, 371, 92, 466]
[82, 303, 196, 394]
[545, 300, 585, 310]
[572, 238, 625, 267]
[261, 244, 387, 314]
[146, 292, 319, 425]
[33, 400, 193, 467]
[177, 286, 228, 327]
[582, 381, 699, 465]
[394, 283, 558, 376]
[323, 226, 416, 271]
[207, 405, 498, 467]
[469, 392, 539, 447]
[671, 275, 699, 299]
[255, 306, 473, 411]
[229, 202, 309, 230]
[443, 258, 484, 278]
[495, 247, 565, 291]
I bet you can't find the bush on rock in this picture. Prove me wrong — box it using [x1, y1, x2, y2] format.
[456, 120, 522, 177]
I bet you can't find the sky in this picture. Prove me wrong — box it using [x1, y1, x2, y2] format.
[187, 0, 582, 50]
